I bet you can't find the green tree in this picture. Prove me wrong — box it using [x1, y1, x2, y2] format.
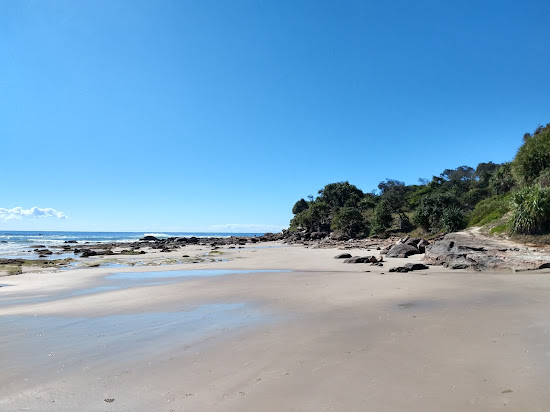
[513, 124, 550, 185]
[441, 206, 466, 232]
[292, 198, 309, 215]
[371, 199, 393, 235]
[377, 179, 411, 227]
[412, 192, 461, 233]
[317, 181, 364, 209]
[489, 162, 516, 195]
[331, 207, 366, 238]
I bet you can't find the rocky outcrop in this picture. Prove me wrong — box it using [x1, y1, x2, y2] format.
[424, 232, 550, 271]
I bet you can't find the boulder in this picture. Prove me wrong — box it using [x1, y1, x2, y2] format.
[310, 232, 329, 240]
[389, 266, 410, 273]
[140, 235, 159, 241]
[334, 253, 353, 259]
[403, 263, 429, 271]
[389, 263, 428, 273]
[385, 244, 421, 258]
[344, 256, 378, 264]
[80, 250, 97, 257]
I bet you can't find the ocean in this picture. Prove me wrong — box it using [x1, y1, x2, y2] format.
[0, 231, 264, 259]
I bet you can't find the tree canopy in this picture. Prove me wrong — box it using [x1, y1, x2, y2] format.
[288, 122, 550, 238]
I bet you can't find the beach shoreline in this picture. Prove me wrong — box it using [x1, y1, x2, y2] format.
[2, 242, 550, 411]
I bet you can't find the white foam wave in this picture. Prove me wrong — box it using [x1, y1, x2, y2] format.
[143, 233, 170, 238]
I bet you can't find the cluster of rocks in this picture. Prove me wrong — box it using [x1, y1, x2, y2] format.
[389, 263, 429, 273]
[334, 253, 384, 266]
[380, 236, 430, 258]
[423, 232, 550, 271]
[20, 233, 287, 260]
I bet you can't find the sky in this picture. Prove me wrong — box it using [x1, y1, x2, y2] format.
[1, 0, 549, 232]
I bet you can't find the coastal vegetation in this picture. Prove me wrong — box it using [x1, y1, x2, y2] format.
[289, 123, 550, 240]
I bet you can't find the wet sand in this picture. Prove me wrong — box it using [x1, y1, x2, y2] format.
[2, 242, 550, 411]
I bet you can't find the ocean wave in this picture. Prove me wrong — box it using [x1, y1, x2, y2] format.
[143, 233, 170, 238]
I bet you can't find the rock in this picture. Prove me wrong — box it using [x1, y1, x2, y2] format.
[80, 250, 97, 257]
[64, 240, 78, 244]
[389, 263, 429, 273]
[403, 263, 429, 271]
[424, 232, 550, 271]
[416, 239, 430, 253]
[389, 266, 410, 273]
[334, 253, 353, 259]
[539, 263, 550, 269]
[343, 256, 378, 264]
[310, 232, 329, 240]
[385, 243, 421, 258]
[140, 235, 159, 241]
[450, 263, 470, 270]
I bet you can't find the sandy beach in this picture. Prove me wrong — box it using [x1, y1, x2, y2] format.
[2, 241, 550, 411]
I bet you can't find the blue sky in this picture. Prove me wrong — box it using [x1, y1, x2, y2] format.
[2, 0, 549, 232]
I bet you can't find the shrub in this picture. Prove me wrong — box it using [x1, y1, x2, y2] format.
[513, 124, 550, 185]
[331, 207, 367, 238]
[441, 207, 466, 232]
[370, 200, 393, 235]
[489, 162, 516, 195]
[467, 194, 511, 226]
[412, 192, 460, 233]
[509, 185, 550, 234]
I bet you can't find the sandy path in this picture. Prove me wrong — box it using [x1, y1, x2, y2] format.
[1, 242, 550, 411]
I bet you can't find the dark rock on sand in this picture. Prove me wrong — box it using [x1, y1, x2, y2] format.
[385, 244, 422, 258]
[344, 256, 378, 264]
[389, 263, 429, 273]
[334, 253, 353, 259]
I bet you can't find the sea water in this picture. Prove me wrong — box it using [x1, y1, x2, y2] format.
[0, 230, 264, 259]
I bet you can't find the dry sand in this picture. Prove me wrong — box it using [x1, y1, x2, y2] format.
[2, 242, 550, 411]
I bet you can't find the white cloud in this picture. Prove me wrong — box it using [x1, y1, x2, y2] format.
[0, 207, 67, 221]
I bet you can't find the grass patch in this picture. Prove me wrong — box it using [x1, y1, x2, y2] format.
[467, 194, 511, 227]
[5, 265, 23, 275]
[208, 250, 224, 255]
[489, 223, 508, 234]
